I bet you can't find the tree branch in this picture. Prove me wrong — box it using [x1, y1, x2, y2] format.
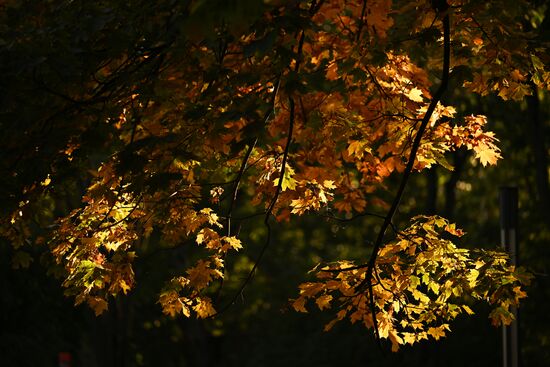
[358, 7, 451, 343]
[214, 0, 324, 314]
[215, 94, 296, 314]
[226, 139, 258, 237]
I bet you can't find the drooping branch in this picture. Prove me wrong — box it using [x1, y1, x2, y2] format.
[359, 5, 452, 341]
[222, 73, 283, 238]
[225, 140, 258, 237]
[216, 95, 296, 314]
[214, 0, 323, 314]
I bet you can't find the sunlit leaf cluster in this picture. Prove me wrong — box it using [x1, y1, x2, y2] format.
[293, 216, 531, 350]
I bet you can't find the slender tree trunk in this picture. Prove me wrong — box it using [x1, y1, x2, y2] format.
[113, 297, 127, 367]
[426, 167, 438, 214]
[444, 151, 467, 220]
[181, 317, 218, 367]
[526, 84, 550, 212]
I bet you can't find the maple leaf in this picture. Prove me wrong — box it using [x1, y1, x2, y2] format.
[158, 291, 179, 317]
[403, 332, 417, 345]
[474, 143, 502, 166]
[406, 87, 424, 102]
[193, 297, 216, 318]
[292, 297, 308, 313]
[365, 0, 394, 38]
[196, 228, 222, 250]
[88, 297, 109, 316]
[315, 294, 333, 310]
[427, 326, 447, 340]
[334, 200, 352, 213]
[323, 180, 336, 189]
[299, 282, 325, 297]
[347, 140, 371, 159]
[389, 331, 404, 352]
[179, 299, 191, 317]
[323, 318, 339, 331]
[199, 208, 222, 227]
[273, 165, 296, 191]
[223, 236, 243, 251]
[187, 260, 216, 290]
[444, 223, 464, 237]
[118, 279, 131, 294]
[467, 269, 480, 288]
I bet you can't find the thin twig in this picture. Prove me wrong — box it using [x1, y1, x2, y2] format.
[212, 0, 323, 317]
[356, 0, 368, 42]
[226, 140, 258, 237]
[216, 95, 296, 313]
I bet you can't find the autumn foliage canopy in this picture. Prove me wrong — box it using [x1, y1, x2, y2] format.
[1, 0, 547, 351]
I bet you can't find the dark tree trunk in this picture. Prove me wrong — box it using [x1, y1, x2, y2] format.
[113, 297, 128, 367]
[444, 151, 467, 220]
[526, 84, 550, 212]
[426, 167, 438, 214]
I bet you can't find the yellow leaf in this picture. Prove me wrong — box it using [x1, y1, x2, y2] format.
[292, 297, 308, 313]
[193, 297, 216, 318]
[489, 306, 514, 326]
[427, 326, 446, 340]
[389, 331, 403, 351]
[467, 269, 479, 288]
[406, 87, 424, 102]
[403, 332, 416, 345]
[409, 275, 420, 288]
[40, 175, 51, 186]
[315, 294, 333, 310]
[445, 223, 465, 237]
[200, 208, 222, 227]
[88, 297, 109, 316]
[290, 198, 309, 215]
[159, 290, 181, 317]
[187, 260, 216, 290]
[411, 289, 430, 304]
[224, 236, 242, 251]
[298, 282, 325, 297]
[324, 318, 339, 331]
[462, 305, 475, 315]
[323, 180, 336, 189]
[513, 286, 527, 302]
[347, 140, 368, 158]
[104, 240, 123, 252]
[474, 143, 501, 166]
[428, 282, 440, 295]
[119, 279, 131, 294]
[178, 298, 191, 317]
[196, 228, 221, 249]
[273, 167, 296, 191]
